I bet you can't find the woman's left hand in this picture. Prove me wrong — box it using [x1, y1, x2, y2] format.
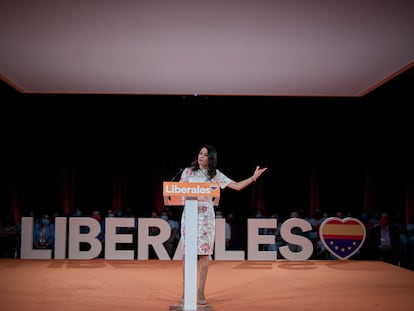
[252, 166, 268, 181]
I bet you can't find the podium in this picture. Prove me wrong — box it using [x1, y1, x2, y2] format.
[163, 181, 220, 311]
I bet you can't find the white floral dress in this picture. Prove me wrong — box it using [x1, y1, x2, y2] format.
[179, 167, 232, 255]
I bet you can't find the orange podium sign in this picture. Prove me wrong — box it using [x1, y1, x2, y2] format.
[163, 182, 221, 206]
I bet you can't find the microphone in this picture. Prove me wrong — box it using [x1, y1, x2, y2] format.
[168, 167, 184, 202]
[171, 167, 184, 181]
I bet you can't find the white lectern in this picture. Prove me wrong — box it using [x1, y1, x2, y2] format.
[163, 181, 220, 311]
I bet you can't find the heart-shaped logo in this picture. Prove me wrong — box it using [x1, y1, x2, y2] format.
[319, 217, 366, 260]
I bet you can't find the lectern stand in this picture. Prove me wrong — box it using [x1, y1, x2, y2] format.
[163, 181, 220, 311]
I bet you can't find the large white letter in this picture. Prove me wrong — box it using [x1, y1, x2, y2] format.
[54, 217, 67, 259]
[279, 218, 313, 260]
[214, 218, 244, 260]
[105, 218, 135, 260]
[247, 218, 277, 260]
[20, 217, 52, 259]
[68, 217, 102, 259]
[137, 218, 171, 260]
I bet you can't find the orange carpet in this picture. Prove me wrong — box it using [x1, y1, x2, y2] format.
[1, 259, 413, 311]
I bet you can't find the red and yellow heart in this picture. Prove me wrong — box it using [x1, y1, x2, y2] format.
[319, 217, 366, 260]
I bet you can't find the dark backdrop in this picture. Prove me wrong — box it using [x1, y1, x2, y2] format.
[1, 69, 413, 242]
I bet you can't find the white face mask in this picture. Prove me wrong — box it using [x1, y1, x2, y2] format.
[161, 215, 168, 221]
[216, 214, 223, 218]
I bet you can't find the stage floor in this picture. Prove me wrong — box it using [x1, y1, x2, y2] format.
[1, 259, 413, 311]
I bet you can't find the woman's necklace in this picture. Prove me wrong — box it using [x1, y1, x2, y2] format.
[200, 168, 209, 179]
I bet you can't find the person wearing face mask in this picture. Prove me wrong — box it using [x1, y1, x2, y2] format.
[33, 214, 55, 250]
[160, 210, 180, 258]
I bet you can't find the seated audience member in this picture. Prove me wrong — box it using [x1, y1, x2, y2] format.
[149, 210, 161, 259]
[371, 212, 401, 266]
[404, 215, 414, 269]
[160, 209, 180, 258]
[92, 210, 105, 258]
[216, 209, 231, 249]
[0, 212, 18, 258]
[33, 214, 55, 250]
